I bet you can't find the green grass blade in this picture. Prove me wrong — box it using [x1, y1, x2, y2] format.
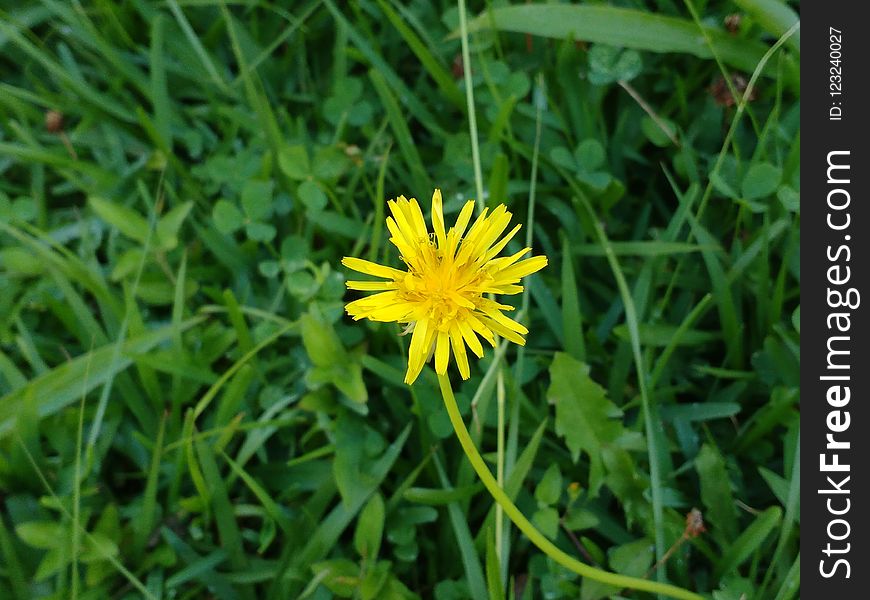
[368, 68, 430, 194]
[460, 5, 772, 74]
[376, 0, 464, 110]
[0, 317, 205, 437]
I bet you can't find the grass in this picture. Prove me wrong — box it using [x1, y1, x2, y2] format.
[0, 1, 799, 599]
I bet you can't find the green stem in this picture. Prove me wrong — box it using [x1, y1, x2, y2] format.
[437, 372, 703, 600]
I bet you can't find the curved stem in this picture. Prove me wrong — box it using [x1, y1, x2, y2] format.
[437, 373, 703, 600]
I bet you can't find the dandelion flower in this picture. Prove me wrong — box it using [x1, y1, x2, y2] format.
[342, 189, 547, 384]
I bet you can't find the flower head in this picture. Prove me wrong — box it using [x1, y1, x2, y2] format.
[343, 189, 547, 384]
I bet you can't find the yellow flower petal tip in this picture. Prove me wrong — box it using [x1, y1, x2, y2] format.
[342, 190, 547, 384]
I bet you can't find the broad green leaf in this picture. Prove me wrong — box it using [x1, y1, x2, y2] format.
[588, 45, 642, 85]
[278, 144, 310, 180]
[534, 464, 563, 506]
[298, 180, 328, 213]
[301, 311, 346, 368]
[15, 521, 64, 549]
[354, 493, 385, 560]
[241, 180, 274, 221]
[245, 221, 276, 242]
[742, 162, 782, 201]
[212, 200, 243, 234]
[531, 506, 559, 540]
[313, 146, 352, 181]
[547, 352, 623, 495]
[575, 139, 605, 172]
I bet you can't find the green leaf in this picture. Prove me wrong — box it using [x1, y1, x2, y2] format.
[245, 221, 276, 242]
[156, 201, 193, 250]
[301, 311, 346, 368]
[588, 45, 642, 85]
[311, 558, 360, 597]
[354, 493, 385, 560]
[298, 180, 328, 213]
[212, 200, 243, 234]
[575, 139, 605, 172]
[301, 310, 367, 404]
[80, 531, 120, 563]
[534, 464, 563, 506]
[641, 115, 677, 147]
[281, 235, 308, 272]
[583, 538, 654, 600]
[89, 196, 149, 243]
[547, 352, 623, 495]
[15, 521, 64, 549]
[532, 506, 560, 540]
[313, 146, 352, 181]
[278, 144, 310, 180]
[777, 184, 800, 212]
[696, 444, 738, 543]
[241, 179, 274, 221]
[715, 506, 782, 578]
[742, 162, 782, 201]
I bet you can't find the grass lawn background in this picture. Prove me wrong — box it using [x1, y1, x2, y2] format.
[0, 1, 800, 598]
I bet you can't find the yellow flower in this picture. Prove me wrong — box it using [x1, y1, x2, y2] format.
[342, 189, 547, 384]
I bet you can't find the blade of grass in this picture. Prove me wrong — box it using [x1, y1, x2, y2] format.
[165, 0, 230, 93]
[0, 317, 204, 437]
[458, 0, 485, 211]
[323, 0, 447, 138]
[561, 233, 584, 360]
[368, 68, 430, 195]
[459, 4, 774, 74]
[714, 506, 782, 579]
[376, 0, 463, 110]
[133, 410, 168, 558]
[433, 454, 488, 599]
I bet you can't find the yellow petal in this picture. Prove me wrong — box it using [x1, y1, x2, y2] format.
[407, 197, 428, 238]
[435, 330, 450, 374]
[346, 291, 399, 314]
[431, 189, 447, 251]
[479, 304, 529, 335]
[487, 247, 532, 273]
[346, 280, 399, 291]
[469, 207, 512, 261]
[449, 325, 470, 379]
[483, 223, 522, 262]
[493, 255, 548, 282]
[455, 208, 490, 265]
[388, 200, 421, 247]
[450, 200, 476, 240]
[466, 313, 497, 347]
[478, 315, 526, 345]
[458, 319, 484, 358]
[406, 318, 431, 382]
[342, 256, 405, 280]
